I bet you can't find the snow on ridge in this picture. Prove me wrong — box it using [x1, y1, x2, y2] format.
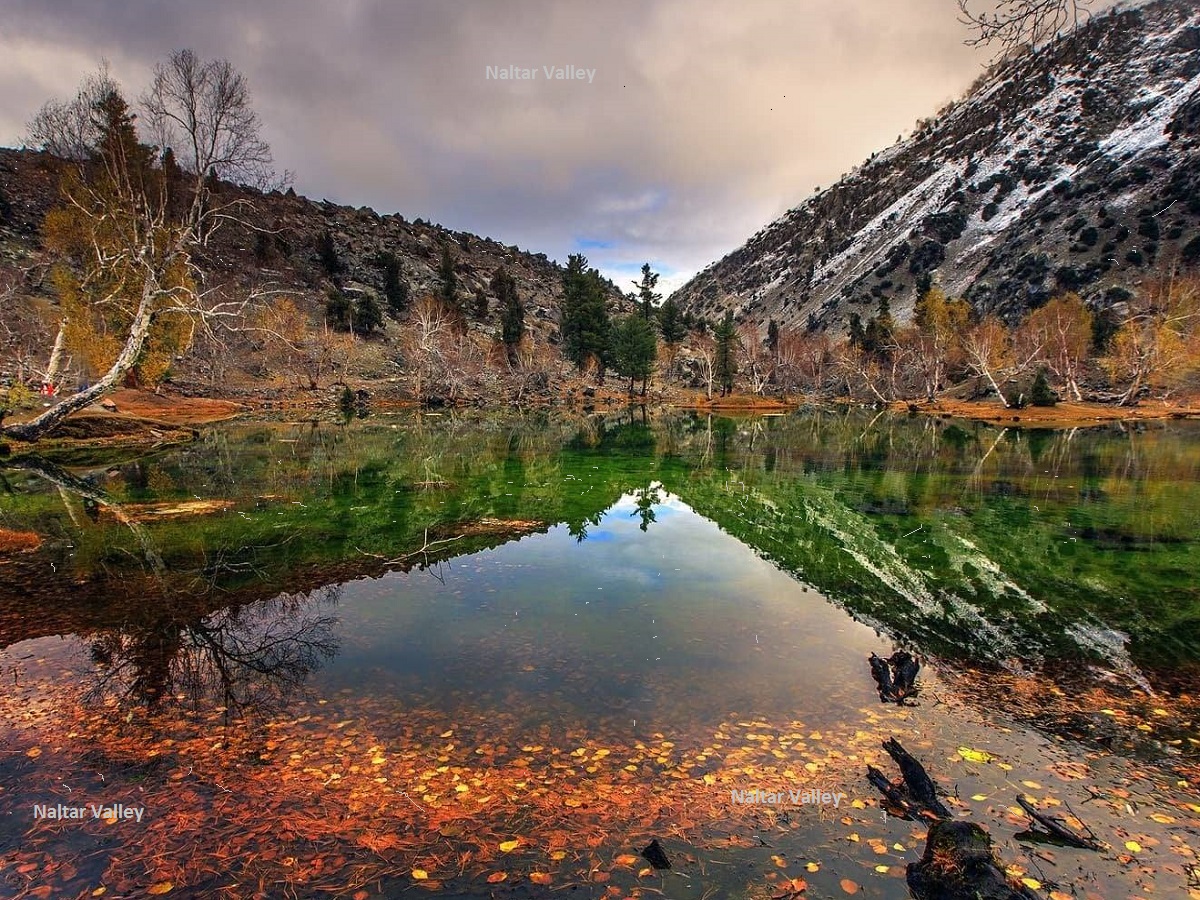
[1100, 70, 1200, 160]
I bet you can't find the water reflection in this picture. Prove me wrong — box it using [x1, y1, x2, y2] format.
[84, 589, 340, 719]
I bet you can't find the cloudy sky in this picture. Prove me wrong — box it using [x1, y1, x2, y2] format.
[0, 0, 998, 293]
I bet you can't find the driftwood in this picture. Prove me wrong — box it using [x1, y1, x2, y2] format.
[908, 821, 1040, 900]
[867, 764, 917, 819]
[883, 738, 950, 818]
[868, 651, 921, 703]
[1015, 794, 1104, 851]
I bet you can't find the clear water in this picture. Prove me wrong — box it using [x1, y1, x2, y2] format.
[1, 410, 1198, 898]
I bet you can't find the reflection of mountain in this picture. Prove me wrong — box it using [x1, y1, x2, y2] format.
[3, 411, 1199, 694]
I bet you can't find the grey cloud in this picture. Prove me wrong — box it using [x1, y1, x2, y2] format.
[0, 0, 998, 288]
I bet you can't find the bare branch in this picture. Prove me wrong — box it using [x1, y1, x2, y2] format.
[958, 0, 1094, 55]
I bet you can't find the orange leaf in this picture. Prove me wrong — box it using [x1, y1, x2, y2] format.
[148, 884, 174, 896]
[614, 854, 639, 866]
[840, 879, 859, 895]
[486, 872, 507, 883]
[530, 872, 553, 885]
[353, 892, 370, 900]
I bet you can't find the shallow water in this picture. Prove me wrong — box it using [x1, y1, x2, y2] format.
[1, 410, 1198, 898]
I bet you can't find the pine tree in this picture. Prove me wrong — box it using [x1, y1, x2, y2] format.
[473, 287, 488, 319]
[633, 263, 661, 320]
[611, 314, 658, 396]
[494, 266, 525, 362]
[376, 252, 409, 317]
[767, 319, 780, 356]
[560, 253, 612, 372]
[354, 291, 383, 334]
[438, 241, 458, 308]
[1030, 366, 1058, 407]
[325, 286, 351, 331]
[714, 310, 739, 396]
[316, 231, 344, 280]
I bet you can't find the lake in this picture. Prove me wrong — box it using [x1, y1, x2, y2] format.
[1, 409, 1198, 898]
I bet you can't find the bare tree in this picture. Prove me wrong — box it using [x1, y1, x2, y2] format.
[738, 322, 774, 395]
[25, 63, 120, 161]
[957, 0, 1094, 55]
[142, 49, 289, 235]
[4, 65, 281, 443]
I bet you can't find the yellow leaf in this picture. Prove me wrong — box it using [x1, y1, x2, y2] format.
[875, 865, 890, 873]
[1021, 780, 1042, 789]
[148, 884, 173, 896]
[998, 762, 1013, 771]
[530, 873, 553, 885]
[550, 851, 567, 861]
[25, 747, 42, 758]
[703, 774, 716, 786]
[499, 839, 520, 852]
[486, 872, 507, 883]
[440, 730, 454, 738]
[637, 867, 654, 877]
[563, 797, 582, 807]
[371, 755, 386, 765]
[771, 855, 787, 867]
[805, 862, 820, 872]
[91, 890, 107, 897]
[1150, 813, 1175, 824]
[1125, 840, 1142, 852]
[412, 869, 428, 880]
[970, 794, 989, 801]
[454, 784, 469, 793]
[957, 747, 992, 764]
[593, 749, 610, 758]
[1021, 877, 1042, 890]
[847, 833, 860, 842]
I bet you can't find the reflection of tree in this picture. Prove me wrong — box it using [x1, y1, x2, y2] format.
[566, 511, 604, 544]
[86, 587, 340, 719]
[630, 482, 664, 532]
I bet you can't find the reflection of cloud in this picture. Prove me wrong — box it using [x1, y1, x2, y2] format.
[0, 0, 990, 288]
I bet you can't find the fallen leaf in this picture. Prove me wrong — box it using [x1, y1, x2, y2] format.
[499, 839, 520, 852]
[550, 851, 567, 861]
[1125, 840, 1142, 853]
[147, 884, 173, 896]
[805, 862, 820, 872]
[412, 869, 428, 880]
[1021, 877, 1042, 890]
[91, 890, 106, 897]
[875, 865, 890, 873]
[614, 854, 639, 866]
[530, 872, 552, 885]
[1149, 813, 1175, 824]
[353, 892, 369, 900]
[840, 878, 860, 894]
[957, 747, 992, 764]
[486, 872, 507, 883]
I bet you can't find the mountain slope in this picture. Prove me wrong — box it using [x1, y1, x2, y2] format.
[0, 148, 629, 397]
[671, 0, 1200, 334]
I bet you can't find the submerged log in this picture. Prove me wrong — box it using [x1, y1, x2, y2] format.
[867, 651, 921, 703]
[1015, 794, 1104, 851]
[866, 764, 917, 819]
[908, 821, 1040, 900]
[883, 738, 950, 819]
[869, 653, 895, 701]
[890, 650, 920, 700]
[640, 838, 671, 870]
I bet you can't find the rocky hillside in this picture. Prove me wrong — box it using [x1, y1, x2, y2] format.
[671, 0, 1200, 334]
[0, 148, 629, 396]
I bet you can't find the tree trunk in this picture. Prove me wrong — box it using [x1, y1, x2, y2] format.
[3, 280, 157, 442]
[44, 321, 68, 387]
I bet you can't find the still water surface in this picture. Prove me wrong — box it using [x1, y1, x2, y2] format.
[1, 410, 1198, 898]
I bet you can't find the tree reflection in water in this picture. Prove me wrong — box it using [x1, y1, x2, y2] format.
[85, 587, 341, 721]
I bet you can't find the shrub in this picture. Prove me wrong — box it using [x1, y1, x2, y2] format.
[1030, 368, 1058, 407]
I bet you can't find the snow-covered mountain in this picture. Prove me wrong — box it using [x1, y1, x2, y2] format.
[671, 0, 1200, 333]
